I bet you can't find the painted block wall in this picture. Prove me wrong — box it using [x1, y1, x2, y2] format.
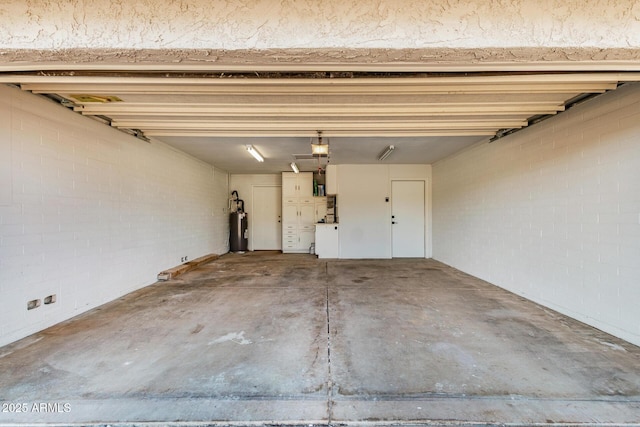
[337, 164, 432, 259]
[0, 85, 230, 347]
[338, 165, 391, 259]
[433, 83, 640, 347]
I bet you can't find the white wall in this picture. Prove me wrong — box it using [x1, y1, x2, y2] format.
[336, 164, 431, 259]
[338, 165, 391, 259]
[229, 174, 281, 251]
[0, 85, 230, 347]
[433, 83, 640, 347]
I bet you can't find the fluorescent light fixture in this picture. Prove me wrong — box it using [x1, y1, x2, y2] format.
[290, 162, 299, 173]
[378, 145, 395, 161]
[246, 145, 264, 162]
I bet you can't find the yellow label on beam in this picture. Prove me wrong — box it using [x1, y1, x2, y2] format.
[70, 94, 123, 103]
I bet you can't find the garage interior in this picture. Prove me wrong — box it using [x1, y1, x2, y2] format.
[1, 1, 640, 425]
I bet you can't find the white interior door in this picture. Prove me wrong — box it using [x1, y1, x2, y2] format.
[392, 180, 425, 258]
[252, 186, 282, 250]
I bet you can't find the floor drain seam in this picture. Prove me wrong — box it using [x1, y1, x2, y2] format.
[326, 264, 333, 425]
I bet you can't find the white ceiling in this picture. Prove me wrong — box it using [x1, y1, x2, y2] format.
[2, 72, 639, 173]
[156, 135, 486, 174]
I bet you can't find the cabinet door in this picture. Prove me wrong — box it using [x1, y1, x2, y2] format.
[316, 225, 339, 258]
[282, 173, 298, 198]
[298, 229, 315, 252]
[298, 173, 313, 197]
[282, 203, 299, 226]
[299, 203, 315, 226]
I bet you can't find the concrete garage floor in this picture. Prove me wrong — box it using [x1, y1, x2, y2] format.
[1, 252, 639, 426]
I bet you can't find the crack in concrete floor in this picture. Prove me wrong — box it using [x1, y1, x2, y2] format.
[326, 275, 335, 424]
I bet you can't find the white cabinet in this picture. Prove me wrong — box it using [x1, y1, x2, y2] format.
[282, 172, 312, 198]
[282, 172, 316, 253]
[282, 203, 299, 225]
[298, 174, 313, 196]
[299, 229, 315, 253]
[315, 224, 339, 258]
[299, 203, 315, 225]
[282, 174, 298, 198]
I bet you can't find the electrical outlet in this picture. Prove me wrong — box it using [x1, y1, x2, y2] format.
[44, 294, 57, 305]
[27, 299, 41, 310]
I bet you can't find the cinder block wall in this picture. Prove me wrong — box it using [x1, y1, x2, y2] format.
[0, 85, 230, 347]
[433, 83, 640, 347]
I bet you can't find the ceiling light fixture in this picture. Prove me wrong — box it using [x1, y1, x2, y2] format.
[246, 145, 264, 162]
[290, 162, 299, 173]
[311, 131, 329, 156]
[377, 145, 395, 161]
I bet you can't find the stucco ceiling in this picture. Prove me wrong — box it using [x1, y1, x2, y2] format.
[2, 0, 640, 51]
